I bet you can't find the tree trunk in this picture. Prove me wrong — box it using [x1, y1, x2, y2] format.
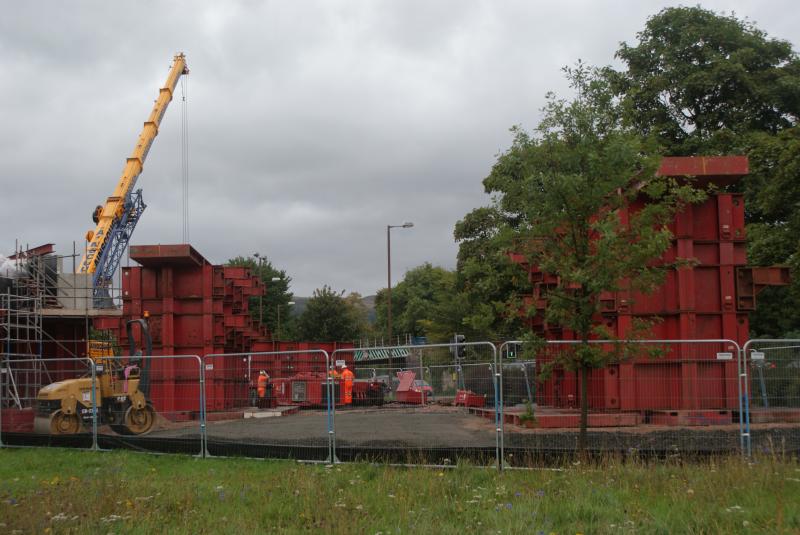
[578, 363, 589, 454]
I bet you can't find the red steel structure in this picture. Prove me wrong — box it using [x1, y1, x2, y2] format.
[511, 156, 789, 417]
[94, 244, 353, 416]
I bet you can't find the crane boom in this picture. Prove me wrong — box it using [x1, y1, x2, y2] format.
[79, 53, 189, 299]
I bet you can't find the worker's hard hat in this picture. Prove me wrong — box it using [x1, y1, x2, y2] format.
[260, 370, 267, 375]
[342, 364, 348, 369]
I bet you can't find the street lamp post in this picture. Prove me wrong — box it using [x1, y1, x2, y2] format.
[387, 221, 413, 358]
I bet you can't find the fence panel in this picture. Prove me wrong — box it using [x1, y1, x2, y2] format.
[203, 350, 332, 462]
[742, 340, 800, 457]
[330, 342, 498, 467]
[498, 339, 743, 465]
[94, 355, 203, 456]
[1, 357, 95, 450]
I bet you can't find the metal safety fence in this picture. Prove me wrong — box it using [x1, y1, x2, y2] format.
[330, 342, 499, 467]
[498, 339, 748, 466]
[93, 355, 204, 457]
[203, 349, 333, 462]
[3, 339, 800, 467]
[1, 357, 97, 450]
[741, 340, 800, 457]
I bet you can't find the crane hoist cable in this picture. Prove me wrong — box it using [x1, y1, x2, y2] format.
[179, 75, 190, 243]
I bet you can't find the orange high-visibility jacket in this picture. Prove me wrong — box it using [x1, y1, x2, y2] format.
[341, 368, 354, 404]
[257, 374, 269, 397]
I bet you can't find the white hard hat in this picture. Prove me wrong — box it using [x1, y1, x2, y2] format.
[260, 370, 267, 375]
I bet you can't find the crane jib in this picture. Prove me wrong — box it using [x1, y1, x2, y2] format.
[78, 53, 188, 288]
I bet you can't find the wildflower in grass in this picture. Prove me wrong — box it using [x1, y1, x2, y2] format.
[505, 503, 513, 509]
[536, 490, 545, 497]
[515, 491, 522, 497]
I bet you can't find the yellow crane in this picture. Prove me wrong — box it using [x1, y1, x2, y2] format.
[79, 53, 189, 300]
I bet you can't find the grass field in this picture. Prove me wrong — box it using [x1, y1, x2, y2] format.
[0, 448, 798, 534]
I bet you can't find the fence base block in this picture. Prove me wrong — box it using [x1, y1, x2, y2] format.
[242, 407, 299, 419]
[1, 408, 35, 433]
[648, 410, 732, 426]
[748, 408, 800, 424]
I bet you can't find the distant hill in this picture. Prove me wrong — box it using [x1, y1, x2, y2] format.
[290, 294, 376, 322]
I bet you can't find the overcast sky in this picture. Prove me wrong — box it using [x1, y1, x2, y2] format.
[1, 1, 797, 296]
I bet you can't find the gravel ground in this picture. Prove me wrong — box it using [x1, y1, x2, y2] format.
[149, 406, 800, 454]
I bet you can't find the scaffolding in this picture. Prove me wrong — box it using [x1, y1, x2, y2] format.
[1, 243, 121, 411]
[1, 292, 47, 409]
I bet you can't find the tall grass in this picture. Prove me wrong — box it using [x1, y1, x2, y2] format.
[0, 448, 797, 534]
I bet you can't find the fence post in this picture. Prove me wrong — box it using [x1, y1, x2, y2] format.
[91, 362, 98, 451]
[0, 360, 4, 448]
[327, 350, 337, 464]
[199, 355, 207, 458]
[737, 343, 746, 457]
[494, 361, 502, 472]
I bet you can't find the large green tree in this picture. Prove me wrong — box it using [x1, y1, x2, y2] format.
[296, 286, 365, 342]
[227, 255, 294, 339]
[453, 207, 531, 340]
[471, 63, 702, 449]
[609, 6, 800, 335]
[374, 263, 463, 343]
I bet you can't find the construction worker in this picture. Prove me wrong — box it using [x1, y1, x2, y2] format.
[257, 370, 270, 407]
[328, 365, 341, 379]
[341, 364, 354, 405]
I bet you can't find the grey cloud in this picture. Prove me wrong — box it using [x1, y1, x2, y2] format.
[2, 0, 798, 295]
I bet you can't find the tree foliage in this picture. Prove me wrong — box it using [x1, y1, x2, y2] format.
[609, 6, 800, 335]
[610, 6, 799, 155]
[227, 255, 294, 339]
[296, 285, 365, 342]
[454, 207, 530, 339]
[464, 63, 703, 448]
[374, 263, 463, 343]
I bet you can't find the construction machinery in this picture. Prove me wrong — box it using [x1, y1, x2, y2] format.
[34, 318, 156, 435]
[79, 54, 189, 303]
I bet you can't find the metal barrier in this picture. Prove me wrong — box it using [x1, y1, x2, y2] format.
[741, 340, 800, 457]
[498, 339, 744, 463]
[330, 342, 499, 468]
[0, 356, 96, 450]
[5, 338, 800, 465]
[93, 355, 204, 457]
[203, 350, 332, 462]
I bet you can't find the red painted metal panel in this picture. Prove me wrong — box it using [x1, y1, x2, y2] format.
[633, 363, 681, 410]
[657, 155, 748, 182]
